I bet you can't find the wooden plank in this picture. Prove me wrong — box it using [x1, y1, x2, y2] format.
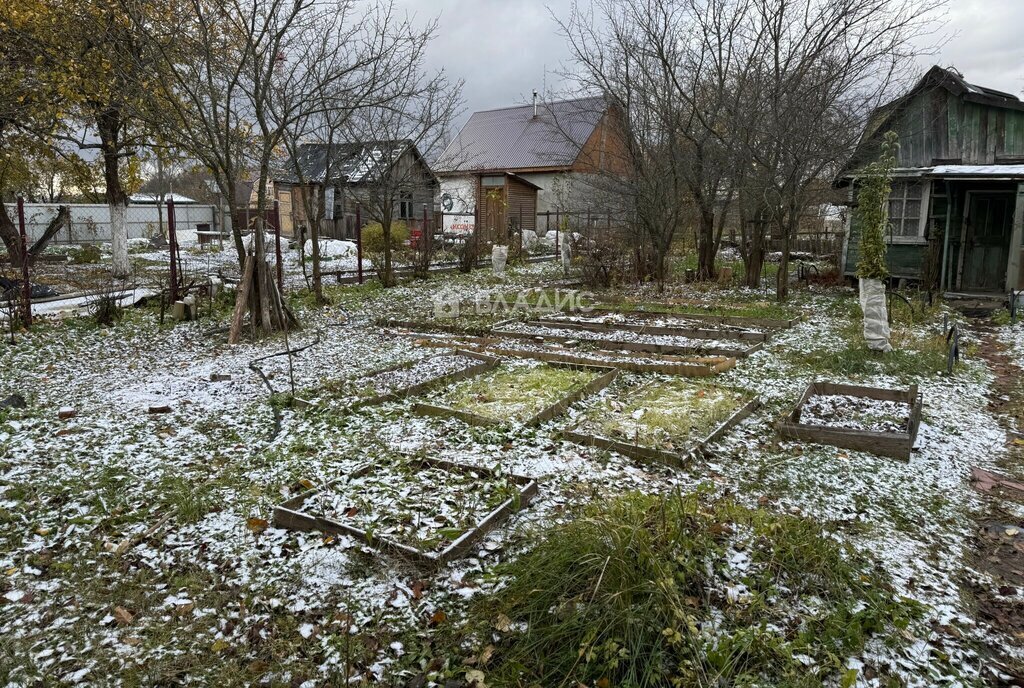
[582, 306, 801, 330]
[412, 402, 500, 427]
[228, 253, 255, 344]
[531, 316, 769, 342]
[345, 351, 499, 412]
[527, 368, 618, 425]
[491, 326, 758, 359]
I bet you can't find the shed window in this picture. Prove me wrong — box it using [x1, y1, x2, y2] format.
[399, 192, 414, 220]
[481, 176, 505, 188]
[888, 181, 924, 238]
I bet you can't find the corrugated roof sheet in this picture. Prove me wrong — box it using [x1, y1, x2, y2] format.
[437, 96, 606, 173]
[276, 140, 411, 185]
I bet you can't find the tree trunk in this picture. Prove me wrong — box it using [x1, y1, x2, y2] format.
[224, 179, 247, 270]
[311, 187, 324, 303]
[776, 214, 797, 301]
[0, 202, 23, 266]
[696, 209, 717, 280]
[382, 214, 395, 287]
[97, 107, 130, 278]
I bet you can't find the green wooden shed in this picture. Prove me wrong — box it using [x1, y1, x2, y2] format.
[839, 66, 1024, 295]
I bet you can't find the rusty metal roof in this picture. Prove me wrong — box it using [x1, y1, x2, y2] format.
[437, 96, 606, 173]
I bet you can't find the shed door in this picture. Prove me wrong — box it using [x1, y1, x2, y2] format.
[962, 192, 1014, 292]
[484, 187, 507, 243]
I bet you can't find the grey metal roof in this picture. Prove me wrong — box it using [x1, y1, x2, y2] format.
[276, 140, 420, 185]
[436, 96, 607, 173]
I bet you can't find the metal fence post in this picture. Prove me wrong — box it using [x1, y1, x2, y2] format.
[356, 203, 363, 284]
[423, 203, 430, 266]
[167, 196, 179, 303]
[17, 196, 31, 328]
[273, 199, 283, 292]
[554, 209, 560, 259]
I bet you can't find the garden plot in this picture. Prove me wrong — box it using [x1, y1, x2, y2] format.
[536, 311, 769, 342]
[272, 455, 538, 566]
[408, 332, 736, 376]
[414, 359, 617, 427]
[313, 350, 498, 409]
[778, 382, 923, 460]
[563, 377, 760, 468]
[492, 321, 761, 358]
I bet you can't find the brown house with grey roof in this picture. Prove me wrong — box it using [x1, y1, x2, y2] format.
[435, 95, 624, 240]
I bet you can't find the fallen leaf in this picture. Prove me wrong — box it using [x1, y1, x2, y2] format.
[430, 609, 447, 626]
[465, 669, 487, 688]
[246, 517, 269, 534]
[113, 606, 134, 626]
[493, 613, 512, 633]
[411, 580, 426, 600]
[298, 479, 315, 490]
[1005, 526, 1020, 537]
[123, 636, 142, 647]
[211, 639, 230, 653]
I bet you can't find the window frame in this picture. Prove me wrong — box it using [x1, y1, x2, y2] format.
[886, 179, 929, 245]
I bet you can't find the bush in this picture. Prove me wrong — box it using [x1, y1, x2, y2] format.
[466, 490, 921, 687]
[362, 221, 411, 283]
[72, 244, 102, 265]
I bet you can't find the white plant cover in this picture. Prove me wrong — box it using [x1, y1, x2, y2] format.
[520, 229, 539, 251]
[304, 239, 357, 259]
[560, 234, 572, 269]
[492, 244, 508, 274]
[859, 277, 892, 352]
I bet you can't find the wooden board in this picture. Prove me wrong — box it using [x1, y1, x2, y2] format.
[777, 381, 923, 461]
[272, 455, 538, 568]
[490, 325, 761, 359]
[412, 362, 618, 428]
[562, 395, 761, 469]
[581, 305, 803, 330]
[533, 315, 769, 343]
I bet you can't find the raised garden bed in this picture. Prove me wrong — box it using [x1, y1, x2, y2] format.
[408, 334, 736, 376]
[414, 360, 617, 427]
[581, 304, 803, 330]
[535, 312, 769, 343]
[777, 382, 923, 461]
[273, 454, 538, 567]
[562, 378, 760, 468]
[491, 321, 762, 358]
[316, 350, 499, 410]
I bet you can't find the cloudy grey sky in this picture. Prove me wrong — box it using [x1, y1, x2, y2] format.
[394, 0, 1024, 127]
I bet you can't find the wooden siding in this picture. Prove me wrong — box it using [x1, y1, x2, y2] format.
[506, 177, 537, 232]
[858, 88, 1024, 168]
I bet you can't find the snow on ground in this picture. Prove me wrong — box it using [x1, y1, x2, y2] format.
[0, 258, 1021, 686]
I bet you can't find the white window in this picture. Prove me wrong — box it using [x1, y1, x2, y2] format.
[888, 181, 925, 239]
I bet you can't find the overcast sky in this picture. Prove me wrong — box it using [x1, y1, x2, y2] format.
[393, 0, 1024, 129]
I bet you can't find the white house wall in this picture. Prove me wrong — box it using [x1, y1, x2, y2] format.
[3, 203, 223, 245]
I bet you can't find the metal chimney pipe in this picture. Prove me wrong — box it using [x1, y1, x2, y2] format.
[533, 90, 538, 118]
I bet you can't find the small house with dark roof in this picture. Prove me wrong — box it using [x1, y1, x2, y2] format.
[436, 95, 624, 240]
[839, 66, 1024, 296]
[270, 139, 438, 240]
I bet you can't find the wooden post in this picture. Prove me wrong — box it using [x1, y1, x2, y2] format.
[228, 253, 255, 344]
[17, 196, 31, 327]
[274, 199, 283, 292]
[167, 196, 179, 303]
[355, 203, 363, 284]
[1006, 181, 1024, 291]
[423, 203, 430, 265]
[554, 209, 560, 258]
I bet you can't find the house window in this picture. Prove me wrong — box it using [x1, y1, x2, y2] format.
[888, 181, 924, 238]
[399, 192, 414, 220]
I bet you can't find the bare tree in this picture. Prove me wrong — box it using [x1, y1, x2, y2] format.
[342, 48, 462, 287]
[278, 3, 450, 301]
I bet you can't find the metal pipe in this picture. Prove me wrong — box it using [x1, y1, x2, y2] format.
[356, 203, 363, 284]
[168, 196, 179, 303]
[274, 199, 283, 292]
[17, 196, 31, 327]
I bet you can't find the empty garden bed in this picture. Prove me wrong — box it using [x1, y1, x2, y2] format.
[414, 359, 617, 427]
[777, 382, 923, 460]
[313, 350, 499, 410]
[492, 321, 761, 358]
[562, 377, 760, 468]
[581, 304, 803, 330]
[409, 334, 736, 376]
[535, 312, 769, 342]
[273, 454, 538, 567]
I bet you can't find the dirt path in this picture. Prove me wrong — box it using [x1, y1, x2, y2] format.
[966, 322, 1024, 683]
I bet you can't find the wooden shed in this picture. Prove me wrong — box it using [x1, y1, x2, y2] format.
[476, 172, 541, 244]
[839, 66, 1024, 295]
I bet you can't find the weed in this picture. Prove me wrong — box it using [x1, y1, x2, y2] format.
[465, 490, 923, 687]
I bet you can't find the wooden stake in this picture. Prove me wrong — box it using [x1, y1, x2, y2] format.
[229, 253, 255, 344]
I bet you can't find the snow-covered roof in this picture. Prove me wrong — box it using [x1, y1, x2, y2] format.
[130, 193, 198, 204]
[926, 165, 1024, 178]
